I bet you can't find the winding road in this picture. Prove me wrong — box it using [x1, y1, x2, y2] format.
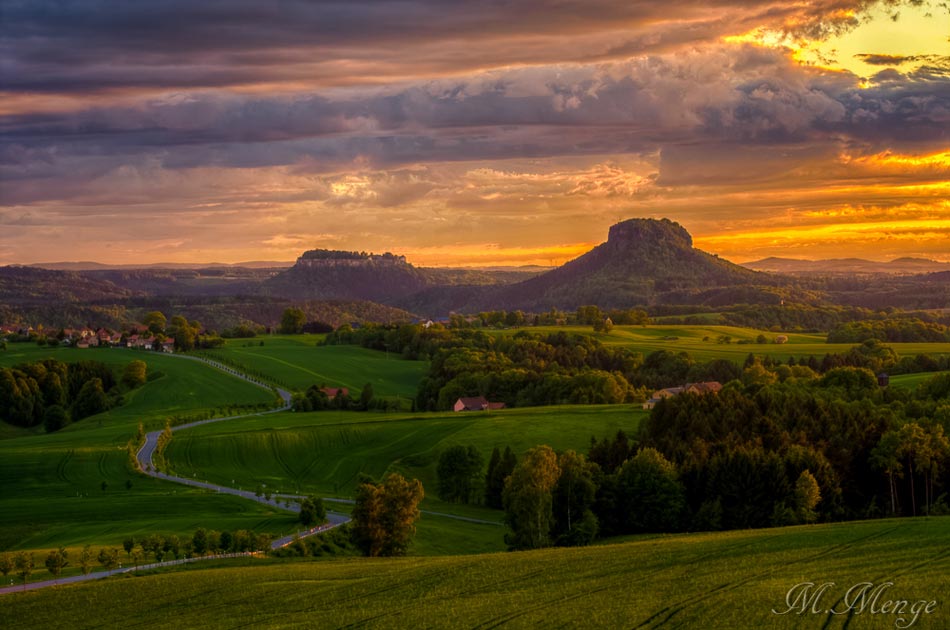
[135, 354, 352, 547]
[1, 351, 500, 595]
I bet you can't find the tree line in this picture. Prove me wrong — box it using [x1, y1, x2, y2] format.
[323, 322, 948, 411]
[0, 358, 148, 431]
[0, 528, 275, 587]
[428, 369, 950, 550]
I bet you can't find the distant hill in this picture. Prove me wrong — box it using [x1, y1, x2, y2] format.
[0, 265, 138, 305]
[29, 260, 294, 270]
[477, 218, 775, 311]
[744, 256, 950, 275]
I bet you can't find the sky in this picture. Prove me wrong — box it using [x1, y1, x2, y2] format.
[1, 1, 948, 267]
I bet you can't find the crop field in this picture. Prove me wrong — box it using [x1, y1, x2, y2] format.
[489, 324, 950, 363]
[166, 405, 642, 517]
[3, 516, 947, 629]
[0, 344, 296, 566]
[196, 336, 427, 396]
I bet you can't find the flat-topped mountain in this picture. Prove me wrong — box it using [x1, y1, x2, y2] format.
[483, 218, 769, 310]
[264, 249, 430, 302]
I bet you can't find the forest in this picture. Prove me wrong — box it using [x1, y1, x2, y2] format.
[322, 322, 950, 411]
[435, 370, 950, 550]
[0, 358, 146, 431]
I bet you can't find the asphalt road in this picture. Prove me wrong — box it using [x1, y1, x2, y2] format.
[135, 353, 352, 544]
[2, 351, 501, 595]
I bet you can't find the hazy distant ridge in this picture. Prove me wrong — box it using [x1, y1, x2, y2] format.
[743, 257, 950, 275]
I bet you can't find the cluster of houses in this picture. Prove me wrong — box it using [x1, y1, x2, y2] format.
[0, 324, 175, 353]
[642, 381, 723, 409]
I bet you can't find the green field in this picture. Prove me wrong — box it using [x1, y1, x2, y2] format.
[0, 344, 297, 568]
[196, 336, 428, 396]
[890, 371, 950, 390]
[490, 324, 950, 363]
[0, 344, 279, 429]
[3, 516, 947, 628]
[166, 405, 642, 518]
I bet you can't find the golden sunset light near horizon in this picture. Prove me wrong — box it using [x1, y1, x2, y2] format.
[1, 0, 948, 268]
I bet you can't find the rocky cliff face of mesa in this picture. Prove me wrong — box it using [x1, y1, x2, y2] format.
[263, 249, 428, 303]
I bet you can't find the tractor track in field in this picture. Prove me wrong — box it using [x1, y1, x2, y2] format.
[55, 449, 73, 483]
[828, 542, 950, 630]
[633, 524, 903, 629]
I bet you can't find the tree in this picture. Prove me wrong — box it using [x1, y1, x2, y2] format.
[168, 315, 199, 352]
[143, 311, 167, 334]
[131, 545, 144, 569]
[13, 551, 34, 588]
[872, 430, 904, 516]
[72, 377, 109, 420]
[97, 547, 119, 571]
[219, 531, 233, 553]
[122, 360, 148, 389]
[79, 544, 94, 575]
[379, 473, 424, 556]
[299, 497, 327, 527]
[794, 470, 821, 524]
[503, 445, 561, 550]
[279, 308, 306, 335]
[164, 535, 181, 559]
[122, 536, 135, 559]
[43, 404, 69, 433]
[359, 383, 375, 410]
[350, 473, 424, 557]
[552, 450, 599, 546]
[617, 448, 685, 533]
[486, 446, 517, 509]
[436, 445, 484, 504]
[0, 552, 13, 578]
[192, 528, 208, 556]
[44, 547, 69, 579]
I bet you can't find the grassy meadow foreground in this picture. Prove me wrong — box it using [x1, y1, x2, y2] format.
[2, 516, 947, 629]
[2, 324, 949, 612]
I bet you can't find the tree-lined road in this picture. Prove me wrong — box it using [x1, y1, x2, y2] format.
[136, 354, 351, 545]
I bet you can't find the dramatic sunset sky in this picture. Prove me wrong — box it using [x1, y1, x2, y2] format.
[1, 1, 948, 266]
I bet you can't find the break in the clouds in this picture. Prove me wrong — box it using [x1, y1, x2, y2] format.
[0, 0, 948, 265]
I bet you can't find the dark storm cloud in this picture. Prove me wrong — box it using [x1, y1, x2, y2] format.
[3, 43, 945, 180]
[0, 0, 907, 95]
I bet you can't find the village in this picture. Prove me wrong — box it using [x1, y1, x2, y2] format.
[0, 324, 175, 353]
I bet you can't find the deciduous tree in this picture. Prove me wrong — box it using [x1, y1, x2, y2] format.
[552, 450, 599, 546]
[436, 445, 484, 504]
[503, 445, 561, 550]
[279, 308, 306, 334]
[79, 544, 94, 575]
[44, 547, 68, 579]
[97, 547, 119, 571]
[122, 360, 148, 389]
[299, 497, 327, 527]
[794, 470, 821, 523]
[351, 473, 424, 557]
[13, 551, 34, 588]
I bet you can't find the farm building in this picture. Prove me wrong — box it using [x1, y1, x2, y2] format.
[453, 397, 506, 412]
[642, 381, 722, 409]
[321, 387, 349, 399]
